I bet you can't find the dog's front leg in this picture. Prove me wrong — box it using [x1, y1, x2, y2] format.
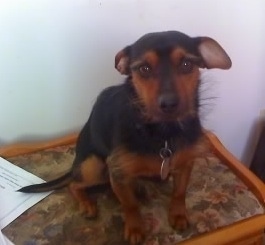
[107, 150, 151, 245]
[107, 148, 164, 243]
[168, 158, 194, 231]
[107, 148, 161, 244]
[110, 175, 145, 245]
[169, 138, 208, 230]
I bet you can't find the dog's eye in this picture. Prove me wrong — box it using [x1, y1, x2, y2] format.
[138, 65, 152, 77]
[179, 60, 194, 73]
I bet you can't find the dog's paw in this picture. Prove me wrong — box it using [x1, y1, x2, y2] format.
[168, 212, 189, 231]
[124, 215, 145, 245]
[84, 204, 97, 219]
[79, 201, 97, 218]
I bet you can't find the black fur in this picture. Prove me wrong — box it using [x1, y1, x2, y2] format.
[130, 31, 200, 59]
[74, 80, 202, 163]
[19, 79, 202, 192]
[18, 30, 207, 193]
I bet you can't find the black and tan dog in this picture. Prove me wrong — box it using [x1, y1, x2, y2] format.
[19, 31, 231, 244]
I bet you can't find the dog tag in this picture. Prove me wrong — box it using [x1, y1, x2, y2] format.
[159, 141, 172, 180]
[160, 158, 170, 180]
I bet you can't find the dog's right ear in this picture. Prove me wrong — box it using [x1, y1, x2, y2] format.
[196, 37, 232, 70]
[115, 46, 131, 75]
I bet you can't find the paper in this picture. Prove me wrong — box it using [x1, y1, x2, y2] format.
[0, 230, 7, 245]
[0, 230, 14, 245]
[0, 157, 51, 244]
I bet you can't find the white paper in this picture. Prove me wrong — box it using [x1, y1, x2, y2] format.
[0, 230, 14, 245]
[0, 157, 51, 244]
[0, 230, 7, 245]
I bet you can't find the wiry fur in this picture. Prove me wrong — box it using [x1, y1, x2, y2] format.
[19, 31, 231, 245]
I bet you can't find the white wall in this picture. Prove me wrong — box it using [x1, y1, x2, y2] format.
[0, 0, 264, 165]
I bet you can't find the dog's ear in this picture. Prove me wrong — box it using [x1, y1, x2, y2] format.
[196, 37, 232, 69]
[115, 46, 131, 75]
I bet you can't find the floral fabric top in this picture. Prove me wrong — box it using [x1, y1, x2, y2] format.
[2, 145, 264, 245]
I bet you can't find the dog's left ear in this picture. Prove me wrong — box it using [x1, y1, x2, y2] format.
[196, 37, 232, 69]
[115, 46, 131, 75]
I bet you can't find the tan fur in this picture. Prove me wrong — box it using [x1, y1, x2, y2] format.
[69, 156, 108, 217]
[105, 136, 209, 243]
[130, 48, 201, 122]
[169, 136, 209, 229]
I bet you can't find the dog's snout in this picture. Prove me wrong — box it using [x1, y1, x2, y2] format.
[158, 94, 178, 112]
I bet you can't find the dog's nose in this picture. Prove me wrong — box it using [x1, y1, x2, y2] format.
[158, 94, 178, 112]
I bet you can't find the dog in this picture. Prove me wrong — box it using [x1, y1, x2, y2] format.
[19, 30, 231, 244]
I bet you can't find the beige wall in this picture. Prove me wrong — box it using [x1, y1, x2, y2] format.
[0, 0, 264, 165]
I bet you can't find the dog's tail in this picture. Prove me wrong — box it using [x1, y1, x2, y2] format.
[17, 171, 72, 193]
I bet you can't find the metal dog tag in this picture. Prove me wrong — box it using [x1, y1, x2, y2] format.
[160, 158, 170, 180]
[160, 141, 172, 180]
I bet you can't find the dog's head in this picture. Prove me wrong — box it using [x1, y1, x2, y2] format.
[115, 31, 231, 122]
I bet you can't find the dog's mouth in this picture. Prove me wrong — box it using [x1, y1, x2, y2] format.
[143, 107, 195, 123]
[153, 111, 179, 122]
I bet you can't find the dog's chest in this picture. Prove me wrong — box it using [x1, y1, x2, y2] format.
[122, 122, 179, 155]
